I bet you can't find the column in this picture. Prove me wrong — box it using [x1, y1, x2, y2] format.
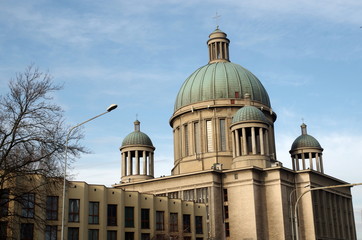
[309, 152, 313, 170]
[122, 152, 126, 177]
[295, 155, 300, 170]
[292, 156, 296, 170]
[251, 127, 256, 154]
[265, 130, 269, 156]
[315, 154, 321, 172]
[127, 151, 133, 175]
[149, 152, 154, 176]
[242, 128, 247, 155]
[319, 154, 324, 173]
[259, 128, 264, 155]
[231, 131, 236, 158]
[235, 130, 240, 156]
[143, 150, 147, 175]
[135, 150, 140, 175]
[302, 153, 306, 170]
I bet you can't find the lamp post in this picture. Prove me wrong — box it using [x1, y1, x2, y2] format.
[60, 104, 118, 240]
[289, 184, 309, 240]
[294, 182, 362, 240]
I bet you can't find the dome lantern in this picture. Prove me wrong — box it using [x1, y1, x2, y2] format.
[207, 27, 230, 63]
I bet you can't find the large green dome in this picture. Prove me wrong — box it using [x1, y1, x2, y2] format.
[174, 62, 271, 111]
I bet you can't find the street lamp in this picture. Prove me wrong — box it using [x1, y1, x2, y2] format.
[289, 184, 309, 240]
[60, 104, 118, 240]
[294, 182, 362, 240]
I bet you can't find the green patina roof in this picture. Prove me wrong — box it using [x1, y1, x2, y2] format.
[291, 134, 321, 150]
[232, 106, 268, 124]
[121, 131, 153, 147]
[174, 62, 271, 111]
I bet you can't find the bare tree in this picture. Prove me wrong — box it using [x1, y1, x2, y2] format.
[0, 66, 85, 238]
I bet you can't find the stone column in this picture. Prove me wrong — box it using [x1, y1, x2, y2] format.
[292, 156, 296, 170]
[259, 128, 264, 155]
[127, 151, 133, 175]
[122, 152, 126, 177]
[302, 153, 306, 170]
[296, 155, 300, 170]
[235, 130, 240, 156]
[309, 152, 313, 170]
[319, 154, 324, 173]
[135, 150, 140, 175]
[242, 128, 247, 155]
[231, 131, 236, 158]
[251, 127, 256, 154]
[149, 152, 154, 176]
[265, 129, 269, 156]
[143, 150, 147, 175]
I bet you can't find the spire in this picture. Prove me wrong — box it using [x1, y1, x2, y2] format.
[134, 120, 140, 132]
[207, 28, 230, 63]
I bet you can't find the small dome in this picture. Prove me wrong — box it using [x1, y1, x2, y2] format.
[290, 124, 322, 150]
[232, 105, 268, 124]
[121, 120, 154, 148]
[174, 62, 271, 111]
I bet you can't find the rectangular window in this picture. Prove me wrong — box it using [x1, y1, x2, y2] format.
[0, 221, 7, 239]
[107, 204, 117, 226]
[184, 124, 189, 156]
[141, 208, 150, 229]
[183, 189, 194, 201]
[68, 227, 79, 240]
[88, 229, 99, 240]
[196, 188, 208, 203]
[183, 214, 191, 233]
[0, 189, 9, 217]
[219, 119, 226, 151]
[223, 189, 228, 202]
[141, 233, 150, 240]
[183, 237, 191, 240]
[125, 232, 134, 240]
[168, 191, 179, 199]
[224, 206, 229, 219]
[69, 199, 80, 222]
[125, 207, 134, 228]
[156, 211, 165, 231]
[195, 216, 203, 234]
[89, 202, 99, 224]
[225, 222, 230, 237]
[45, 225, 57, 240]
[170, 212, 178, 232]
[206, 120, 213, 152]
[20, 223, 34, 240]
[21, 193, 35, 218]
[46, 196, 58, 220]
[107, 230, 117, 240]
[194, 122, 201, 154]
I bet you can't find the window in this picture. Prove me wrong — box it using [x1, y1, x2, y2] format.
[195, 216, 203, 234]
[21, 193, 35, 218]
[156, 211, 165, 231]
[223, 189, 228, 202]
[20, 223, 34, 240]
[183, 214, 191, 233]
[206, 120, 213, 152]
[170, 213, 178, 232]
[45, 225, 57, 240]
[88, 229, 99, 240]
[183, 237, 191, 240]
[107, 204, 117, 226]
[224, 205, 229, 219]
[0, 189, 9, 217]
[125, 207, 134, 228]
[219, 119, 226, 151]
[225, 222, 230, 237]
[184, 124, 189, 156]
[168, 191, 179, 199]
[0, 221, 7, 239]
[194, 122, 201, 154]
[183, 189, 194, 201]
[69, 199, 80, 222]
[141, 208, 150, 229]
[68, 227, 79, 240]
[125, 232, 134, 240]
[46, 196, 58, 220]
[107, 231, 117, 240]
[141, 233, 150, 240]
[196, 188, 208, 203]
[89, 202, 99, 224]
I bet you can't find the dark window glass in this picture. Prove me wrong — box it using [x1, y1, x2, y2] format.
[195, 216, 203, 234]
[170, 212, 178, 232]
[68, 227, 79, 240]
[89, 202, 99, 224]
[224, 205, 229, 219]
[69, 199, 80, 222]
[223, 189, 228, 202]
[156, 211, 164, 231]
[20, 223, 34, 240]
[21, 193, 35, 218]
[88, 229, 99, 240]
[45, 225, 57, 240]
[225, 222, 230, 237]
[0, 189, 9, 217]
[125, 232, 134, 240]
[125, 207, 134, 228]
[107, 230, 117, 240]
[183, 214, 191, 233]
[141, 208, 150, 229]
[183, 237, 191, 240]
[141, 233, 150, 240]
[46, 196, 58, 220]
[0, 221, 7, 239]
[107, 204, 117, 226]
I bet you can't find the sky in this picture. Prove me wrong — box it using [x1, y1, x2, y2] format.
[1, 0, 362, 237]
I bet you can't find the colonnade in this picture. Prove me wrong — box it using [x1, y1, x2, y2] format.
[291, 152, 324, 173]
[121, 149, 154, 178]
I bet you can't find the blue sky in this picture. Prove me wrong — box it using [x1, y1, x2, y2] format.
[1, 0, 362, 236]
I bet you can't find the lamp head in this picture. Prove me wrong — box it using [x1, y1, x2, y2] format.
[107, 104, 118, 112]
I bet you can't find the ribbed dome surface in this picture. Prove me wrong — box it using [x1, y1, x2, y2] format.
[291, 135, 321, 150]
[232, 106, 268, 124]
[121, 131, 153, 147]
[174, 62, 271, 111]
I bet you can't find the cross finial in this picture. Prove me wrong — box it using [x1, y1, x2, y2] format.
[213, 12, 221, 29]
[136, 113, 138, 120]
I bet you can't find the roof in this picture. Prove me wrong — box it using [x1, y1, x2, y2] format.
[232, 105, 268, 124]
[121, 120, 154, 148]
